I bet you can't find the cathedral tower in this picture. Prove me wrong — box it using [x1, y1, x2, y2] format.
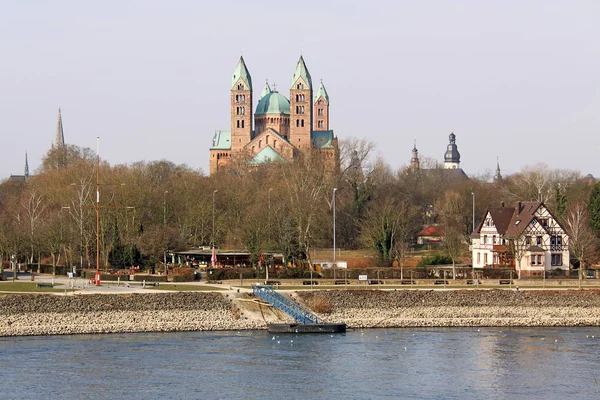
[230, 57, 253, 152]
[289, 56, 313, 150]
[313, 81, 329, 131]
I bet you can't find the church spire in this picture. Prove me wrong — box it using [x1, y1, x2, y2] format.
[231, 56, 252, 90]
[54, 108, 65, 148]
[290, 55, 312, 89]
[314, 80, 329, 104]
[494, 157, 503, 182]
[259, 79, 272, 100]
[24, 152, 29, 179]
[410, 138, 420, 169]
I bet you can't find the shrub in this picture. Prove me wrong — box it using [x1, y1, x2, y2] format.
[417, 253, 453, 267]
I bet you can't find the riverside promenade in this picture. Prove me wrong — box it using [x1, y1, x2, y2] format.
[2, 273, 600, 337]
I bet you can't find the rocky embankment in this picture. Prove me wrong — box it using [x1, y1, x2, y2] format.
[0, 292, 267, 337]
[2, 290, 600, 337]
[297, 290, 600, 328]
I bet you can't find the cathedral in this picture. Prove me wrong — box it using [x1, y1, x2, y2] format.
[209, 56, 339, 175]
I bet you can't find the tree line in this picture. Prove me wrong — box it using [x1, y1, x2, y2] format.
[1, 140, 598, 274]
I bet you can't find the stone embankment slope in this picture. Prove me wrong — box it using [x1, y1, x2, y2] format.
[2, 290, 600, 336]
[297, 290, 600, 328]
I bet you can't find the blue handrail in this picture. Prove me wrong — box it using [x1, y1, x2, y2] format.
[253, 285, 318, 324]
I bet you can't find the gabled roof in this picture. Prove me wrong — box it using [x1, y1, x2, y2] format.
[418, 225, 442, 237]
[290, 55, 312, 89]
[211, 130, 231, 150]
[312, 130, 335, 148]
[485, 207, 515, 235]
[249, 146, 286, 164]
[314, 81, 329, 104]
[505, 202, 543, 238]
[232, 56, 252, 90]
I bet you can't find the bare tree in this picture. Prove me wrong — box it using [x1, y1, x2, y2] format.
[564, 201, 598, 280]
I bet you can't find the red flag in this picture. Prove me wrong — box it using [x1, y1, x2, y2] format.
[211, 246, 217, 267]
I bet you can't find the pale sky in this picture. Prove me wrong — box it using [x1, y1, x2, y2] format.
[1, 0, 598, 181]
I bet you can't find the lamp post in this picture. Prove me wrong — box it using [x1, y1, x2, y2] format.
[163, 190, 168, 276]
[471, 192, 476, 285]
[212, 190, 217, 247]
[333, 187, 337, 280]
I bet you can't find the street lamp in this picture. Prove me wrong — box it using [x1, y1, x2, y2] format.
[212, 190, 218, 247]
[471, 191, 476, 284]
[333, 187, 337, 280]
[164, 190, 168, 276]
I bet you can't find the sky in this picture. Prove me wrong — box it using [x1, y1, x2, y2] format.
[1, 0, 599, 181]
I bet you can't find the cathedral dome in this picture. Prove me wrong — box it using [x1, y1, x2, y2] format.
[255, 91, 290, 115]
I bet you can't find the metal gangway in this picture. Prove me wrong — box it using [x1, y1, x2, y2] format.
[253, 285, 319, 324]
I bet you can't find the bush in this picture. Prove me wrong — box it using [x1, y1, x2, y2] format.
[417, 253, 453, 267]
[132, 274, 168, 283]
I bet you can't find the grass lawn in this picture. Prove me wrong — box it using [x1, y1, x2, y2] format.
[148, 284, 228, 291]
[0, 282, 74, 293]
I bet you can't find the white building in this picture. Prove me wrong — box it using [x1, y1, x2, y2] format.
[471, 201, 569, 278]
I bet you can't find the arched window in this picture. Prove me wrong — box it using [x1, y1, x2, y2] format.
[318, 120, 324, 128]
[301, 119, 304, 127]
[273, 140, 277, 148]
[296, 119, 299, 127]
[237, 120, 240, 128]
[238, 84, 244, 90]
[241, 120, 245, 128]
[259, 140, 262, 148]
[297, 83, 303, 90]
[252, 146, 255, 153]
[266, 135, 269, 145]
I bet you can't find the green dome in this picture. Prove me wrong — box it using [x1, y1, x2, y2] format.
[255, 91, 290, 115]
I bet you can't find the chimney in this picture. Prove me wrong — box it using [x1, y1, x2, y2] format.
[517, 201, 522, 214]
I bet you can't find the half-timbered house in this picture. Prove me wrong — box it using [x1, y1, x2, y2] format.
[471, 201, 569, 278]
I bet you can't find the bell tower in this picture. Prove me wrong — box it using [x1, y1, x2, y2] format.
[313, 81, 329, 131]
[231, 56, 253, 153]
[289, 56, 313, 150]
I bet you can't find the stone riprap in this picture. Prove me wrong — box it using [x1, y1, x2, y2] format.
[297, 290, 600, 328]
[2, 290, 600, 336]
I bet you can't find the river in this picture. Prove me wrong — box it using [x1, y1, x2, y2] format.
[1, 327, 599, 399]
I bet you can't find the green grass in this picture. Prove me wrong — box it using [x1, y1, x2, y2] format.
[147, 284, 228, 291]
[0, 282, 74, 293]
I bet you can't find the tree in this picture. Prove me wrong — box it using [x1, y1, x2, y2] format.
[437, 191, 467, 279]
[361, 196, 419, 266]
[588, 182, 600, 236]
[565, 201, 598, 281]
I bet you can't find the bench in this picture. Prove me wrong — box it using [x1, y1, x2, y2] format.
[302, 280, 319, 285]
[466, 279, 480, 285]
[400, 279, 416, 285]
[335, 280, 349, 285]
[36, 283, 54, 288]
[141, 282, 160, 287]
[368, 280, 384, 285]
[499, 279, 513, 285]
[265, 281, 281, 286]
[433, 280, 449, 285]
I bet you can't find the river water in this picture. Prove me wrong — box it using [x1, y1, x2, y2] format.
[1, 327, 599, 399]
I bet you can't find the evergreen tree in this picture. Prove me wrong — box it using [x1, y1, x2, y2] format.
[588, 183, 600, 235]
